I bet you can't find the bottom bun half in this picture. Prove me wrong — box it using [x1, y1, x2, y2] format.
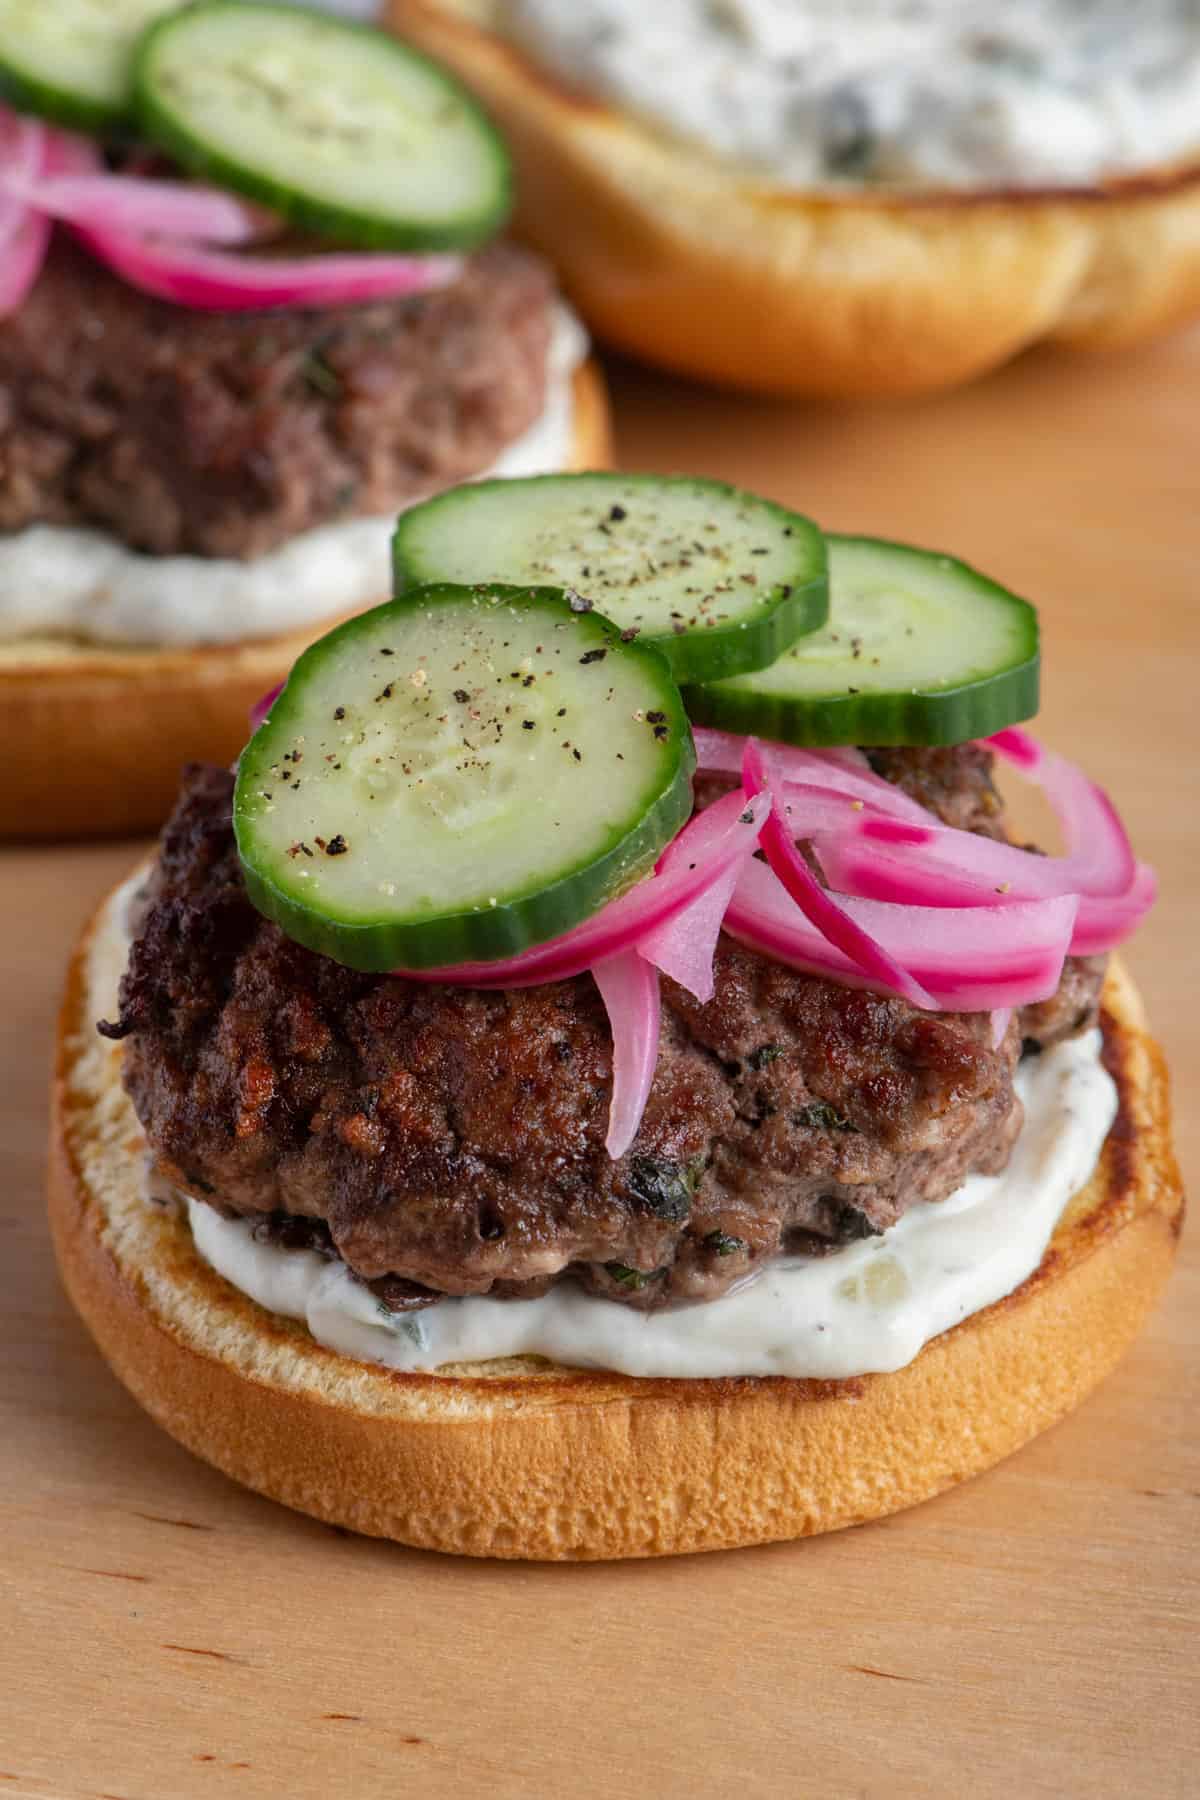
[48, 880, 1183, 1561]
[1, 358, 610, 842]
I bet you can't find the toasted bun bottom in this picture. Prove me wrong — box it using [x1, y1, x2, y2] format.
[49, 877, 1183, 1560]
[389, 0, 1200, 397]
[0, 359, 610, 841]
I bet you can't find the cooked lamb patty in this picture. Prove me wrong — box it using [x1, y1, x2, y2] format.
[101, 752, 1104, 1310]
[0, 237, 554, 559]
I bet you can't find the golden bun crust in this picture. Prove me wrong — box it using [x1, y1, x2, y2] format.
[0, 357, 610, 842]
[49, 871, 1184, 1561]
[389, 0, 1200, 396]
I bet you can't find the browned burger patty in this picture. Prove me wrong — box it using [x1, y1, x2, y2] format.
[100, 752, 1105, 1311]
[0, 237, 555, 559]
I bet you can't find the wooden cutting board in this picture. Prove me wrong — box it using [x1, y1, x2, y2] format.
[1, 329, 1195, 1800]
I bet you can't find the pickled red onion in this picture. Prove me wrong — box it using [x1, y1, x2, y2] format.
[43, 124, 101, 179]
[987, 727, 1135, 897]
[2, 173, 270, 244]
[0, 111, 42, 254]
[693, 726, 933, 823]
[1065, 864, 1157, 956]
[724, 859, 1077, 1012]
[249, 684, 283, 733]
[75, 225, 464, 312]
[845, 816, 1089, 896]
[815, 835, 1155, 955]
[809, 725, 1152, 952]
[0, 115, 99, 315]
[637, 836, 759, 1005]
[697, 723, 1151, 957]
[591, 951, 662, 1161]
[0, 113, 49, 316]
[397, 790, 770, 990]
[742, 738, 935, 1009]
[0, 98, 463, 315]
[0, 204, 50, 317]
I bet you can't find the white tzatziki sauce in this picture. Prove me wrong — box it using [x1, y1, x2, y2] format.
[501, 0, 1200, 190]
[187, 1031, 1116, 1380]
[0, 308, 586, 650]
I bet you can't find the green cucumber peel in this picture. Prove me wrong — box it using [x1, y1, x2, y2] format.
[234, 583, 695, 973]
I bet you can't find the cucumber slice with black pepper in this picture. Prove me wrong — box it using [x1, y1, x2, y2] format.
[134, 1, 511, 250]
[684, 535, 1039, 746]
[391, 474, 828, 683]
[234, 584, 695, 972]
[0, 0, 184, 131]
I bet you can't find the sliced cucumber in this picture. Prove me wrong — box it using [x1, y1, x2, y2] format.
[134, 2, 511, 251]
[234, 584, 695, 972]
[391, 474, 828, 683]
[684, 535, 1039, 747]
[0, 0, 185, 131]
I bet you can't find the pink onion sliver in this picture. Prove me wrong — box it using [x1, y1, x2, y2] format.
[248, 682, 283, 734]
[0, 206, 50, 316]
[818, 835, 1154, 956]
[652, 787, 769, 880]
[396, 790, 771, 988]
[1039, 764, 1136, 894]
[986, 728, 1135, 896]
[852, 727, 1141, 902]
[0, 190, 24, 257]
[636, 869, 736, 1003]
[0, 109, 43, 178]
[76, 225, 464, 312]
[774, 759, 933, 824]
[693, 726, 934, 823]
[725, 861, 1076, 1011]
[990, 1008, 1012, 1049]
[854, 811, 1115, 895]
[637, 817, 760, 1003]
[691, 727, 756, 777]
[42, 125, 102, 177]
[856, 817, 935, 848]
[743, 739, 935, 1010]
[815, 836, 996, 909]
[5, 174, 271, 243]
[0, 110, 50, 315]
[778, 781, 900, 832]
[0, 112, 44, 254]
[591, 950, 661, 1160]
[988, 726, 1041, 771]
[1067, 864, 1158, 956]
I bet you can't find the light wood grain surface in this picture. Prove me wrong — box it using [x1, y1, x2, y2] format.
[1, 330, 1196, 1800]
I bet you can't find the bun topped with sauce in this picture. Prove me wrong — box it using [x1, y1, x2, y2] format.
[389, 0, 1200, 395]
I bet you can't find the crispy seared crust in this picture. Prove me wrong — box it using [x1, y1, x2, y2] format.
[48, 870, 1184, 1560]
[0, 358, 610, 841]
[388, 0, 1200, 396]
